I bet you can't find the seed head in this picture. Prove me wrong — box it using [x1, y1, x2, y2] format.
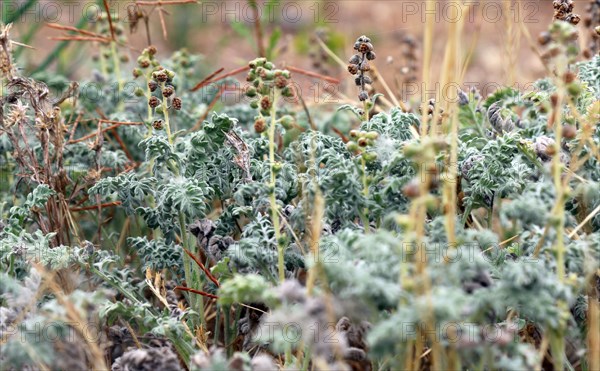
[153, 70, 168, 83]
[172, 97, 182, 110]
[349, 54, 361, 64]
[138, 59, 150, 69]
[254, 118, 267, 133]
[162, 86, 174, 98]
[148, 96, 160, 108]
[260, 96, 272, 111]
[275, 75, 288, 89]
[152, 120, 163, 130]
[562, 124, 577, 139]
[458, 90, 469, 106]
[148, 80, 158, 92]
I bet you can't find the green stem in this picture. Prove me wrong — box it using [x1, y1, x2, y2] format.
[2, 0, 37, 24]
[268, 92, 285, 282]
[110, 41, 123, 93]
[224, 305, 231, 357]
[213, 306, 221, 346]
[161, 82, 174, 144]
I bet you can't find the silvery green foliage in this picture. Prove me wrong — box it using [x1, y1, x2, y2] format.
[4, 184, 54, 234]
[284, 130, 366, 226]
[577, 54, 600, 98]
[2, 44, 599, 371]
[461, 132, 535, 210]
[1, 267, 108, 370]
[129, 236, 184, 277]
[226, 214, 304, 282]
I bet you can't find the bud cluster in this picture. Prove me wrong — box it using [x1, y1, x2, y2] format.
[133, 46, 183, 115]
[538, 19, 580, 66]
[348, 35, 376, 102]
[552, 0, 580, 25]
[245, 58, 293, 133]
[346, 130, 379, 163]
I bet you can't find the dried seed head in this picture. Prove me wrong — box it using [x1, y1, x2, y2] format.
[563, 71, 576, 83]
[148, 80, 158, 92]
[366, 51, 376, 60]
[132, 68, 142, 78]
[458, 90, 469, 106]
[274, 75, 288, 89]
[562, 124, 577, 139]
[162, 85, 175, 97]
[358, 91, 369, 101]
[347, 63, 359, 75]
[260, 96, 272, 111]
[138, 58, 150, 69]
[254, 118, 267, 133]
[5, 100, 28, 129]
[349, 54, 361, 64]
[402, 179, 421, 198]
[172, 97, 182, 110]
[148, 96, 160, 108]
[566, 14, 581, 25]
[550, 93, 559, 107]
[152, 120, 163, 130]
[147, 45, 157, 56]
[153, 71, 168, 83]
[358, 42, 373, 54]
[538, 31, 552, 45]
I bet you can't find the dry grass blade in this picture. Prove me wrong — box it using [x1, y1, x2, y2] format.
[103, 0, 117, 41]
[48, 36, 111, 43]
[183, 248, 220, 287]
[286, 65, 340, 84]
[190, 67, 225, 91]
[45, 23, 106, 39]
[175, 286, 219, 299]
[568, 204, 600, 238]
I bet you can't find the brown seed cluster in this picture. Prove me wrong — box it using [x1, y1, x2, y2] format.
[348, 35, 376, 102]
[133, 47, 183, 114]
[553, 0, 580, 25]
[346, 130, 379, 163]
[245, 58, 292, 133]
